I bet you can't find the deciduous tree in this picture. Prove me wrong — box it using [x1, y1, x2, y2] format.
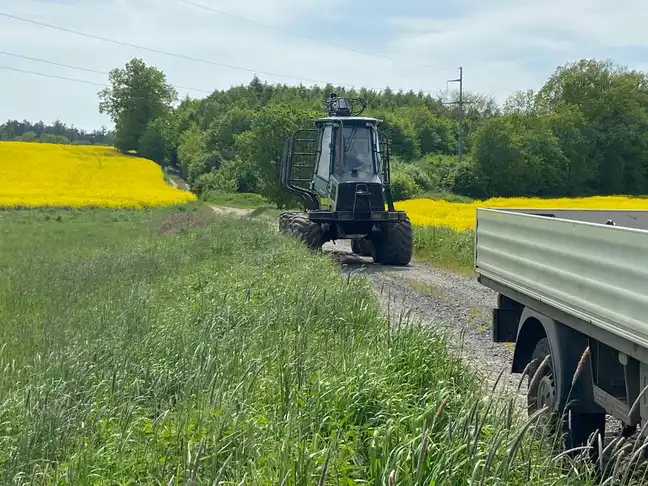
[98, 58, 177, 153]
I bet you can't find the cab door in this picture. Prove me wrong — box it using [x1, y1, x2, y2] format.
[312, 124, 333, 197]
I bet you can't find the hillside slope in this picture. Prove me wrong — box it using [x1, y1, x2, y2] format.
[0, 141, 195, 208]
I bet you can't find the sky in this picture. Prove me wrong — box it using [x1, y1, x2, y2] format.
[1, 0, 648, 131]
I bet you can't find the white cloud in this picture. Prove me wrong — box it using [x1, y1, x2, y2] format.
[385, 0, 648, 97]
[0, 0, 647, 130]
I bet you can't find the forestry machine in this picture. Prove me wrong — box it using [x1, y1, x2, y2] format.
[278, 93, 412, 265]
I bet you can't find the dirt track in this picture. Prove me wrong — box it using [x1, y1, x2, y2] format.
[209, 205, 252, 217]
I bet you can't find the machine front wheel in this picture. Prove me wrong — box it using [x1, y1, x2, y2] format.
[372, 217, 413, 266]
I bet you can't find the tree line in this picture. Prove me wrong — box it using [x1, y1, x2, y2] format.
[0, 119, 116, 146]
[37, 56, 648, 205]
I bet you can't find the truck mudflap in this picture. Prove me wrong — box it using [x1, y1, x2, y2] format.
[492, 308, 519, 342]
[492, 293, 522, 343]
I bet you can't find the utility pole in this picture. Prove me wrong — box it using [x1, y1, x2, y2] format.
[445, 67, 470, 163]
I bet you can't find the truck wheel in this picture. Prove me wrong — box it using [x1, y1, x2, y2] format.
[527, 337, 605, 454]
[289, 214, 324, 251]
[372, 217, 413, 266]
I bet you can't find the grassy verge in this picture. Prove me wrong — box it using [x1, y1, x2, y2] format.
[1, 207, 604, 484]
[202, 191, 272, 209]
[413, 225, 475, 274]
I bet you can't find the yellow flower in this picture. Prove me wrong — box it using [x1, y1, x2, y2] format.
[395, 195, 648, 231]
[0, 142, 195, 208]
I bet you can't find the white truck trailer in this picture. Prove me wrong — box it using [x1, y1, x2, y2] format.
[475, 207, 648, 451]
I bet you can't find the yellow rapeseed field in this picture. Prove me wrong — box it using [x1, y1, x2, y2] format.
[0, 141, 196, 208]
[396, 196, 648, 231]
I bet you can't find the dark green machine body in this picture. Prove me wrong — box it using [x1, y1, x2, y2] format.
[279, 95, 413, 265]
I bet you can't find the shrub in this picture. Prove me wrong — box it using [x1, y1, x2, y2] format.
[193, 169, 237, 195]
[393, 161, 436, 192]
[390, 170, 421, 201]
[418, 154, 469, 193]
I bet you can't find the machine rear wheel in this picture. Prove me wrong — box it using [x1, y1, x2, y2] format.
[351, 239, 373, 256]
[289, 213, 324, 251]
[372, 217, 413, 266]
[279, 211, 295, 234]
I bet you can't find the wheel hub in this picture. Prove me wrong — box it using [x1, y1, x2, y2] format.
[537, 375, 556, 411]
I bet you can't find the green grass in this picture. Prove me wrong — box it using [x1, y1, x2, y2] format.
[413, 226, 475, 274]
[0, 206, 619, 484]
[201, 191, 273, 209]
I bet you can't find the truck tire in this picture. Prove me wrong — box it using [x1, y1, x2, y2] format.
[372, 217, 413, 266]
[351, 239, 372, 256]
[527, 337, 605, 454]
[289, 214, 324, 251]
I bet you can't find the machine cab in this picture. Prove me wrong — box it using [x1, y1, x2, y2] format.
[279, 93, 394, 213]
[312, 117, 383, 198]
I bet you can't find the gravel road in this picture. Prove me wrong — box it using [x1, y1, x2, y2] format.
[322, 239, 524, 396]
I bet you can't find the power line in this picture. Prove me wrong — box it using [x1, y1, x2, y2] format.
[178, 0, 433, 68]
[0, 51, 105, 75]
[0, 63, 207, 104]
[0, 11, 372, 89]
[0, 63, 216, 112]
[0, 50, 213, 94]
[0, 65, 108, 87]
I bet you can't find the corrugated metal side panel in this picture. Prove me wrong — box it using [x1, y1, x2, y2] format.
[475, 208, 648, 349]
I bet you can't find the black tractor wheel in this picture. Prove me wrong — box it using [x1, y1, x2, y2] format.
[279, 211, 294, 234]
[289, 213, 324, 251]
[372, 217, 413, 266]
[351, 239, 373, 256]
[527, 337, 605, 455]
